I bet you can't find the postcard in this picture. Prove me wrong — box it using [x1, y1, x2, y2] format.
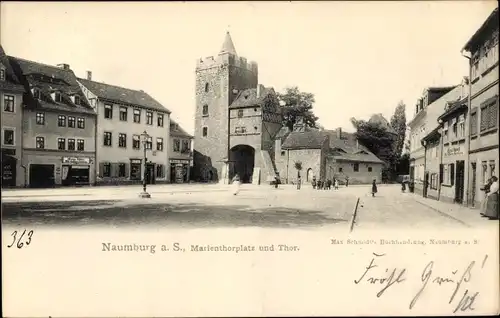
[1, 1, 499, 317]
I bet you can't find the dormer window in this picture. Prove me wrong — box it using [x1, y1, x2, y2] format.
[52, 91, 62, 103]
[32, 88, 40, 99]
[0, 68, 5, 81]
[74, 95, 81, 105]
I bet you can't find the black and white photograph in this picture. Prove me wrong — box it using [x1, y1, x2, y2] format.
[1, 1, 499, 317]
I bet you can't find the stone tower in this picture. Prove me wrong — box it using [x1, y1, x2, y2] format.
[193, 32, 259, 182]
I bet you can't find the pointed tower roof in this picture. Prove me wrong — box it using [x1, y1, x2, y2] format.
[219, 31, 237, 55]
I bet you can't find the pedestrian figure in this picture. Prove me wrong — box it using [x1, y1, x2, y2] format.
[317, 180, 322, 190]
[297, 175, 301, 190]
[274, 174, 279, 189]
[483, 176, 498, 220]
[312, 176, 317, 189]
[231, 173, 241, 195]
[334, 179, 339, 190]
[480, 177, 493, 216]
[371, 179, 378, 197]
[327, 179, 332, 190]
[401, 180, 406, 193]
[345, 176, 349, 187]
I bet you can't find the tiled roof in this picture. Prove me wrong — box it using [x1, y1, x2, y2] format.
[220, 32, 237, 55]
[438, 98, 467, 122]
[322, 130, 384, 164]
[275, 126, 291, 140]
[0, 46, 26, 92]
[170, 119, 193, 139]
[8, 56, 96, 115]
[78, 78, 171, 113]
[463, 7, 499, 52]
[281, 130, 327, 150]
[229, 86, 273, 109]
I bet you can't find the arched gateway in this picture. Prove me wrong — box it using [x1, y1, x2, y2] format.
[229, 145, 255, 183]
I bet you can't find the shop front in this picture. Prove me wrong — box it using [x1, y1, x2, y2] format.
[2, 149, 18, 188]
[170, 159, 190, 183]
[61, 156, 92, 186]
[440, 143, 467, 204]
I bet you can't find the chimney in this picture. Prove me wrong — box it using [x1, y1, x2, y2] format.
[57, 63, 70, 70]
[336, 127, 342, 139]
[86, 71, 92, 81]
[293, 116, 305, 132]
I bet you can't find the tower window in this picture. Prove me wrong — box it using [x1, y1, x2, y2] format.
[202, 104, 209, 116]
[205, 83, 209, 92]
[238, 109, 243, 117]
[202, 126, 208, 137]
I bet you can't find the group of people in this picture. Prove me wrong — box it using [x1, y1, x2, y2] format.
[481, 175, 498, 220]
[311, 177, 340, 190]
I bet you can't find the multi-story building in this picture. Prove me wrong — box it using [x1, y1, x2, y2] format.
[462, 7, 499, 208]
[1, 45, 25, 187]
[8, 58, 97, 188]
[169, 119, 193, 183]
[408, 86, 456, 195]
[78, 75, 171, 185]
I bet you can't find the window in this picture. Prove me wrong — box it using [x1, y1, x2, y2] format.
[443, 121, 449, 142]
[472, 53, 479, 79]
[202, 126, 208, 137]
[118, 163, 126, 177]
[133, 109, 141, 123]
[458, 114, 465, 138]
[118, 133, 127, 148]
[156, 164, 164, 178]
[482, 161, 488, 184]
[480, 97, 498, 133]
[173, 139, 180, 152]
[157, 114, 164, 127]
[77, 139, 84, 151]
[202, 104, 209, 116]
[470, 110, 478, 137]
[367, 166, 372, 172]
[181, 140, 190, 153]
[119, 107, 128, 121]
[490, 161, 496, 178]
[77, 117, 85, 129]
[132, 135, 140, 149]
[103, 163, 111, 177]
[58, 115, 66, 127]
[74, 95, 81, 105]
[58, 138, 66, 150]
[443, 164, 449, 184]
[238, 109, 244, 118]
[157, 137, 164, 151]
[205, 83, 209, 92]
[68, 116, 76, 128]
[68, 139, 75, 150]
[33, 88, 40, 99]
[146, 137, 153, 150]
[353, 163, 359, 172]
[281, 150, 286, 156]
[0, 69, 5, 81]
[36, 112, 45, 125]
[54, 92, 62, 103]
[104, 104, 113, 119]
[430, 173, 438, 190]
[3, 129, 14, 145]
[36, 136, 45, 149]
[146, 111, 153, 125]
[339, 167, 343, 172]
[452, 118, 457, 138]
[3, 95, 14, 112]
[103, 132, 112, 146]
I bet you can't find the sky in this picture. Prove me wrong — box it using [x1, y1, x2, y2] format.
[1, 1, 497, 134]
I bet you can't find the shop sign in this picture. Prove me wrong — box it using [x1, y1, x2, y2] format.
[170, 159, 189, 164]
[130, 159, 142, 164]
[62, 157, 91, 165]
[444, 146, 463, 157]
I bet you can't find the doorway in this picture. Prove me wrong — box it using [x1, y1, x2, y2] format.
[455, 160, 465, 204]
[423, 172, 429, 197]
[470, 162, 477, 207]
[229, 145, 255, 183]
[146, 163, 155, 185]
[307, 168, 313, 182]
[29, 164, 55, 188]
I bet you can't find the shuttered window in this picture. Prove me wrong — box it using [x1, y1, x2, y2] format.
[439, 164, 443, 184]
[450, 163, 455, 186]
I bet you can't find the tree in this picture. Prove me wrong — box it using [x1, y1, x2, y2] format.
[277, 86, 319, 131]
[390, 101, 407, 160]
[294, 161, 303, 178]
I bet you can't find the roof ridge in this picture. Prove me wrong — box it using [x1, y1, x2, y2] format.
[9, 56, 75, 73]
[77, 77, 148, 94]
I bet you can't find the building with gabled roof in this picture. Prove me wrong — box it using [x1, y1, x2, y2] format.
[77, 73, 172, 185]
[1, 45, 26, 187]
[7, 55, 98, 188]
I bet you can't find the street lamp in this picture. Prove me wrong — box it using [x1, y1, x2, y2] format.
[139, 130, 151, 198]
